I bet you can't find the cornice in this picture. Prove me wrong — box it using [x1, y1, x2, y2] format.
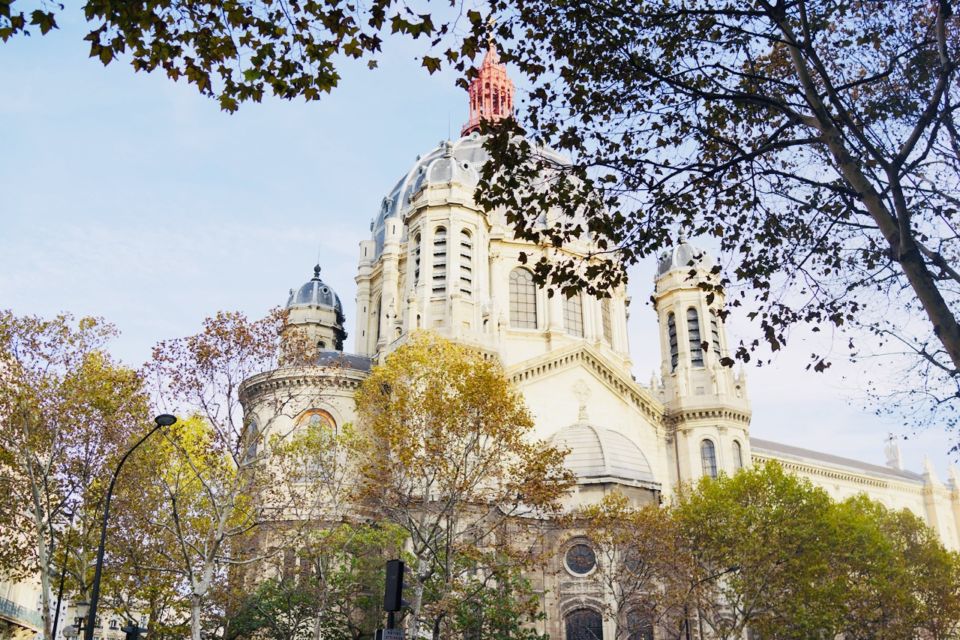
[752, 451, 925, 494]
[666, 406, 752, 429]
[239, 365, 369, 404]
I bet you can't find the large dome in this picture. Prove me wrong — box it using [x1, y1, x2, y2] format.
[370, 132, 568, 257]
[286, 265, 343, 312]
[549, 423, 656, 487]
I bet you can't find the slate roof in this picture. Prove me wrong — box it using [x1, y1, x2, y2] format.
[750, 437, 924, 484]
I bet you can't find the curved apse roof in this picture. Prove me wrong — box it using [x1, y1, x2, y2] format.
[550, 422, 658, 488]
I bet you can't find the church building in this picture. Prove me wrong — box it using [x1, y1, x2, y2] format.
[239, 47, 960, 640]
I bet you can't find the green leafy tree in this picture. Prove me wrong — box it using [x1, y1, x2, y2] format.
[0, 311, 149, 639]
[143, 310, 341, 640]
[350, 332, 574, 640]
[448, 558, 549, 640]
[576, 492, 692, 640]
[672, 462, 842, 639]
[0, 0, 448, 112]
[472, 0, 960, 420]
[228, 522, 407, 640]
[829, 496, 960, 640]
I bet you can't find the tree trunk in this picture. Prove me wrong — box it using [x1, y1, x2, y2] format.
[36, 519, 53, 640]
[778, 9, 960, 374]
[407, 579, 425, 640]
[191, 594, 203, 640]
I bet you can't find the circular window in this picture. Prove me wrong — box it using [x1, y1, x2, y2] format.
[565, 543, 597, 575]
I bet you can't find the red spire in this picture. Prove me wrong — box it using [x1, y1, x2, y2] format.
[460, 46, 515, 136]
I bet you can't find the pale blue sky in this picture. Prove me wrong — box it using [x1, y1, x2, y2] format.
[1, 7, 955, 475]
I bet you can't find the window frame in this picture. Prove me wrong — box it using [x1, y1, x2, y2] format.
[508, 268, 538, 329]
[701, 438, 718, 479]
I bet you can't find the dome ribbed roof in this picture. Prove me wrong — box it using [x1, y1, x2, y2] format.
[371, 133, 567, 257]
[656, 240, 714, 277]
[286, 265, 342, 312]
[549, 423, 656, 486]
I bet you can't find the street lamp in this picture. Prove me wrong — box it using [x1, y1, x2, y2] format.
[63, 601, 88, 640]
[84, 414, 176, 640]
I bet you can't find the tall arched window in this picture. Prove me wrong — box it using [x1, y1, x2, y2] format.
[733, 440, 743, 470]
[687, 307, 704, 367]
[566, 608, 603, 640]
[625, 611, 654, 640]
[243, 419, 259, 462]
[509, 268, 537, 328]
[432, 227, 447, 294]
[565, 294, 584, 338]
[701, 439, 718, 479]
[710, 314, 722, 359]
[601, 299, 613, 345]
[374, 296, 382, 343]
[459, 229, 473, 296]
[667, 312, 678, 371]
[413, 232, 421, 285]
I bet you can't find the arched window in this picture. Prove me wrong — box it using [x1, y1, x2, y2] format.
[625, 611, 653, 640]
[459, 229, 473, 296]
[710, 314, 722, 359]
[687, 307, 704, 367]
[298, 409, 336, 431]
[243, 419, 259, 462]
[601, 299, 613, 344]
[374, 296, 382, 343]
[667, 312, 678, 371]
[733, 440, 743, 470]
[432, 227, 447, 294]
[413, 232, 421, 285]
[565, 294, 584, 338]
[565, 608, 603, 640]
[509, 268, 537, 329]
[701, 439, 718, 479]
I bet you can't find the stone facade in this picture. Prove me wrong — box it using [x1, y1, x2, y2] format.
[239, 48, 960, 640]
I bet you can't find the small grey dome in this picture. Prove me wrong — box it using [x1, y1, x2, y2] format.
[286, 265, 343, 312]
[550, 423, 656, 486]
[656, 240, 714, 277]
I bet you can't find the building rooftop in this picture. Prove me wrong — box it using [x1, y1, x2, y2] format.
[750, 437, 924, 484]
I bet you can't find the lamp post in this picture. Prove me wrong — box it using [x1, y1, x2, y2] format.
[63, 601, 88, 640]
[84, 414, 177, 640]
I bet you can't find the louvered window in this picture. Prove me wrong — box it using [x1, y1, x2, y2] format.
[432, 227, 447, 294]
[667, 313, 678, 371]
[459, 229, 472, 296]
[688, 308, 704, 367]
[711, 315, 722, 358]
[413, 233, 421, 285]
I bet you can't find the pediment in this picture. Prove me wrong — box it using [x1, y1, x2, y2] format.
[505, 344, 665, 426]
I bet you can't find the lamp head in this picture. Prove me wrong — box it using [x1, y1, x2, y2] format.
[154, 414, 177, 428]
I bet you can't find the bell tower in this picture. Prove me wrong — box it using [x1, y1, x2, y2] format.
[653, 240, 751, 485]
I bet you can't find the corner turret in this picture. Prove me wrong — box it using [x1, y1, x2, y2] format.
[653, 239, 751, 485]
